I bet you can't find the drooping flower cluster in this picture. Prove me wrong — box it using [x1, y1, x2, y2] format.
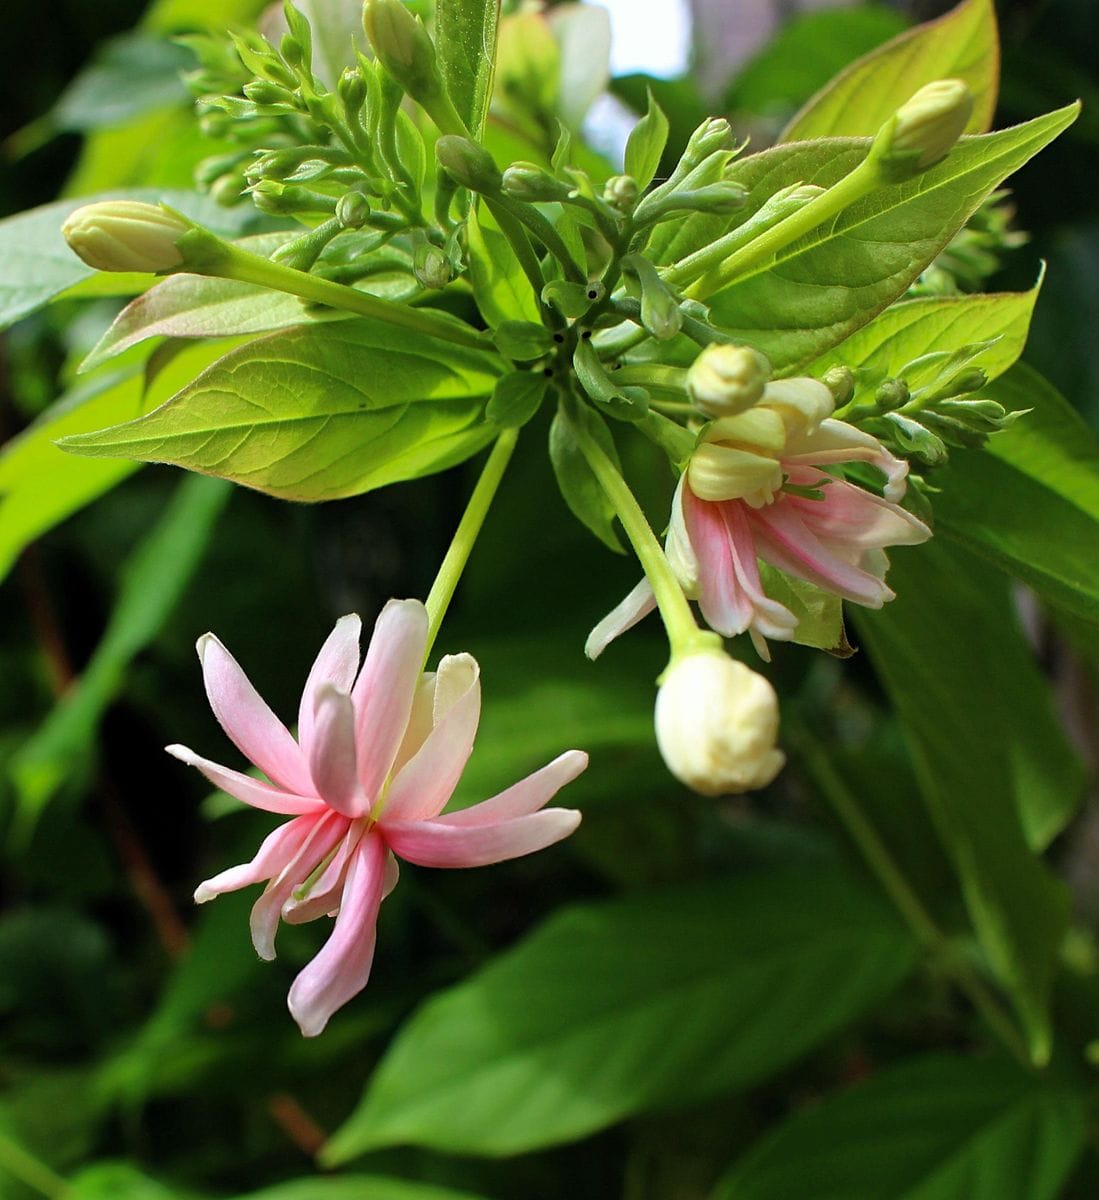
[589, 347, 931, 661]
[170, 600, 585, 1036]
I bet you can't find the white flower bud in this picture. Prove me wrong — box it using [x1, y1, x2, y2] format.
[655, 651, 785, 795]
[877, 79, 973, 178]
[687, 343, 771, 418]
[61, 201, 191, 273]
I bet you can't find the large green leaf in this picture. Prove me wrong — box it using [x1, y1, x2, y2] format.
[58, 321, 503, 501]
[809, 282, 1041, 388]
[233, 1179, 489, 1200]
[933, 364, 1099, 625]
[713, 1053, 1086, 1200]
[322, 867, 916, 1161]
[9, 474, 231, 841]
[0, 339, 243, 582]
[436, 0, 500, 138]
[855, 540, 1076, 1062]
[707, 105, 1077, 373]
[465, 206, 539, 328]
[0, 190, 261, 333]
[781, 0, 999, 142]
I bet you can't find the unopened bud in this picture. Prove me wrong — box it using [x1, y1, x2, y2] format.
[876, 79, 973, 179]
[662, 182, 747, 217]
[210, 173, 247, 206]
[435, 135, 501, 193]
[338, 67, 367, 117]
[687, 343, 771, 417]
[336, 191, 371, 229]
[876, 377, 910, 411]
[603, 174, 639, 211]
[61, 201, 190, 273]
[502, 162, 571, 202]
[413, 241, 451, 289]
[243, 79, 294, 107]
[883, 412, 948, 465]
[655, 651, 785, 796]
[934, 397, 1010, 432]
[363, 0, 441, 101]
[683, 117, 734, 168]
[762, 377, 835, 433]
[822, 365, 855, 406]
[925, 367, 988, 403]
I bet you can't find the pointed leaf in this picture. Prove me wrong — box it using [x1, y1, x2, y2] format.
[782, 0, 1000, 142]
[549, 401, 624, 553]
[624, 91, 670, 191]
[436, 0, 500, 138]
[465, 206, 540, 328]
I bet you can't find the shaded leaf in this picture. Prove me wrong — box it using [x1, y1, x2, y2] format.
[549, 401, 624, 553]
[465, 207, 540, 328]
[233, 1178, 489, 1200]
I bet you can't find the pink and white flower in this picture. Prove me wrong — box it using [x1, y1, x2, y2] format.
[588, 377, 931, 659]
[170, 600, 585, 1036]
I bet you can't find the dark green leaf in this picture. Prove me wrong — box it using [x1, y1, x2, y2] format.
[486, 372, 548, 428]
[549, 401, 624, 552]
[491, 320, 554, 361]
[232, 1177, 489, 1200]
[323, 867, 916, 1160]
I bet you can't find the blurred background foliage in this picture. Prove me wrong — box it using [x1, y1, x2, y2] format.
[0, 1, 1097, 1197]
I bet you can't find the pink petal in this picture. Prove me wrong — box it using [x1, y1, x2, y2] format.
[194, 813, 318, 904]
[786, 478, 930, 550]
[197, 633, 314, 795]
[716, 501, 799, 641]
[287, 832, 387, 1037]
[682, 484, 756, 637]
[249, 810, 346, 960]
[350, 600, 429, 803]
[584, 579, 656, 660]
[384, 808, 582, 868]
[782, 418, 908, 502]
[431, 750, 589, 827]
[308, 685, 366, 818]
[298, 615, 362, 759]
[282, 821, 366, 925]
[167, 744, 325, 816]
[378, 654, 481, 823]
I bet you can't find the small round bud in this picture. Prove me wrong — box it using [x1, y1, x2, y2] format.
[876, 377, 910, 411]
[61, 201, 190, 273]
[336, 191, 371, 229]
[413, 242, 452, 289]
[502, 162, 570, 202]
[243, 79, 293, 107]
[434, 135, 501, 193]
[687, 343, 772, 418]
[879, 78, 973, 177]
[210, 173, 247, 207]
[683, 117, 734, 167]
[822, 365, 856, 406]
[338, 67, 367, 115]
[603, 174, 639, 211]
[655, 651, 785, 796]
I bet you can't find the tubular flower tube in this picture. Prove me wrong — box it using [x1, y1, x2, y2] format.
[170, 600, 585, 1036]
[587, 377, 931, 661]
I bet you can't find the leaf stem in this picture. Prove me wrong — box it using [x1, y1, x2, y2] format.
[424, 427, 520, 659]
[0, 1130, 69, 1200]
[790, 724, 1034, 1069]
[561, 394, 715, 664]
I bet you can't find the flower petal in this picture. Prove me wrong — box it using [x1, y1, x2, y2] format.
[379, 654, 481, 823]
[782, 418, 908, 502]
[350, 600, 429, 803]
[167, 744, 323, 816]
[434, 750, 589, 827]
[282, 821, 365, 925]
[287, 833, 387, 1037]
[584, 579, 657, 660]
[384, 808, 581, 868]
[197, 633, 314, 795]
[298, 615, 362, 759]
[194, 813, 317, 904]
[683, 485, 757, 638]
[308, 685, 366, 818]
[785, 477, 930, 551]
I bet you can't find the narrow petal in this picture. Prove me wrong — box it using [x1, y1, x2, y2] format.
[287, 833, 387, 1037]
[249, 811, 345, 960]
[384, 808, 581, 868]
[682, 484, 756, 637]
[194, 813, 316, 904]
[431, 750, 588, 827]
[389, 672, 437, 779]
[379, 654, 481, 823]
[786, 478, 930, 550]
[584, 579, 657, 660]
[282, 821, 365, 925]
[350, 600, 429, 803]
[298, 615, 362, 760]
[782, 419, 908, 502]
[718, 502, 799, 641]
[197, 633, 314, 795]
[308, 685, 366, 818]
[167, 744, 324, 816]
[665, 476, 700, 595]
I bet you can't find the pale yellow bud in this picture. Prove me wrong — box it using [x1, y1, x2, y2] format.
[655, 652, 784, 795]
[687, 343, 772, 418]
[880, 79, 973, 176]
[759, 377, 834, 436]
[61, 201, 190, 273]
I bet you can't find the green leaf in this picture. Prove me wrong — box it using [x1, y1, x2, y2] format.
[713, 1053, 1087, 1200]
[709, 105, 1077, 373]
[855, 540, 1077, 1062]
[69, 1162, 196, 1200]
[232, 1178, 489, 1200]
[465, 206, 540, 328]
[0, 189, 262, 334]
[624, 90, 670, 191]
[9, 474, 231, 842]
[781, 0, 1000, 142]
[323, 867, 916, 1161]
[491, 320, 554, 362]
[933, 363, 1099, 625]
[58, 321, 502, 501]
[141, 0, 268, 32]
[0, 339, 242, 583]
[809, 281, 1041, 390]
[436, 0, 500, 138]
[296, 0, 365, 88]
[486, 372, 548, 428]
[549, 402, 624, 552]
[758, 565, 848, 655]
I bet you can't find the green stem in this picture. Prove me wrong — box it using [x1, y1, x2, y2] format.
[790, 724, 1034, 1069]
[611, 364, 688, 392]
[207, 238, 489, 350]
[0, 1130, 69, 1200]
[423, 427, 520, 660]
[561, 394, 713, 662]
[683, 156, 882, 298]
[493, 195, 586, 283]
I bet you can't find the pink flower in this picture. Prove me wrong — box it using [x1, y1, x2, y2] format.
[588, 378, 930, 659]
[169, 600, 585, 1036]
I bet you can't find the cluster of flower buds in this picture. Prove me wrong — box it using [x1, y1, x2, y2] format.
[910, 191, 1027, 296]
